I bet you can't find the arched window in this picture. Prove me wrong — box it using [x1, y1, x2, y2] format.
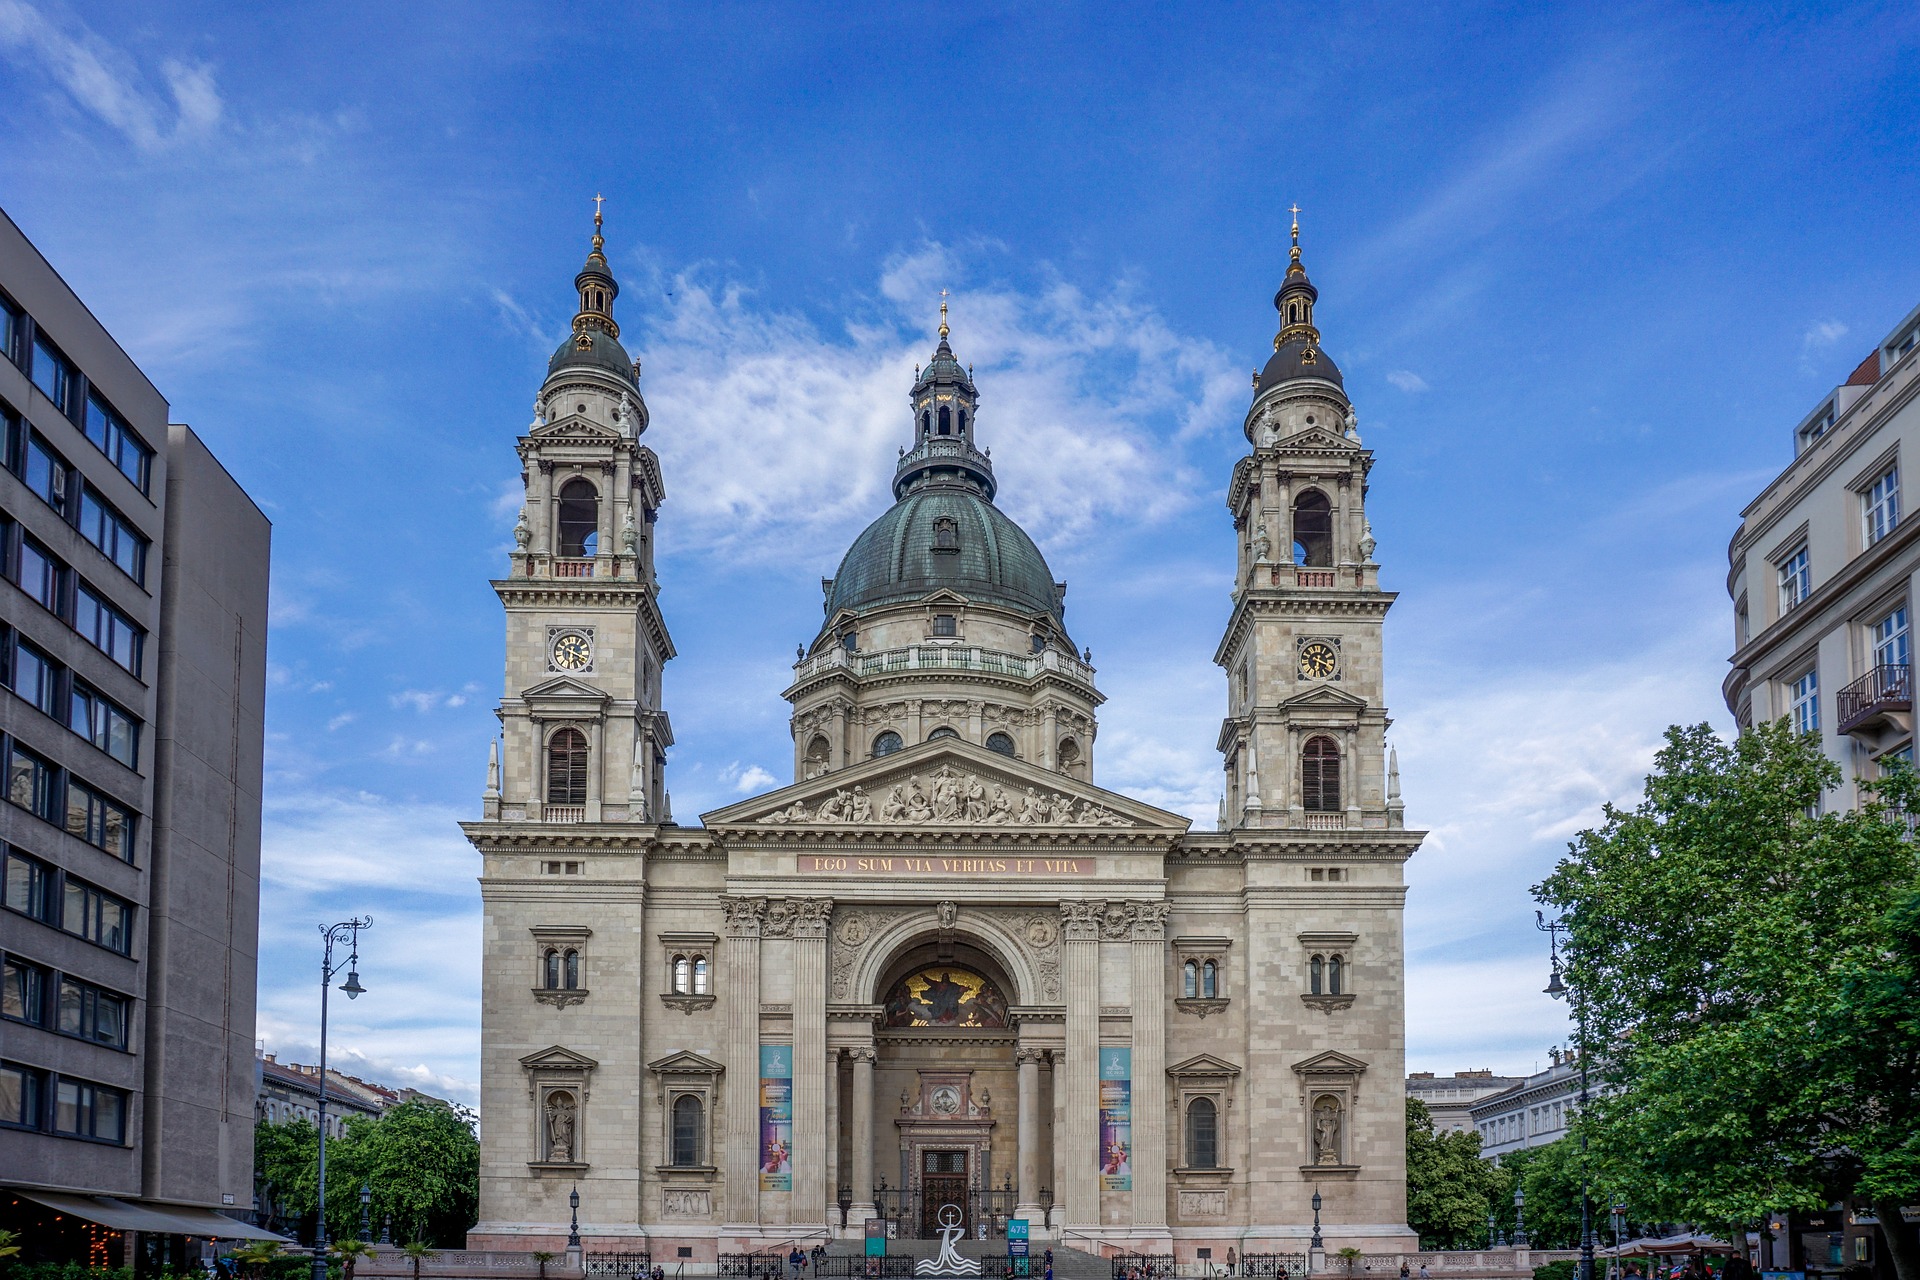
[938, 406, 952, 435]
[673, 954, 691, 993]
[548, 728, 588, 806]
[671, 1094, 704, 1167]
[564, 949, 580, 989]
[986, 732, 1016, 757]
[1310, 954, 1325, 995]
[922, 410, 931, 435]
[544, 949, 561, 989]
[958, 410, 968, 434]
[1289, 302, 1300, 324]
[804, 735, 831, 779]
[928, 726, 959, 741]
[1187, 1097, 1219, 1169]
[1328, 953, 1344, 996]
[873, 731, 903, 757]
[1302, 736, 1340, 812]
[1183, 960, 1198, 998]
[693, 956, 709, 994]
[557, 478, 599, 557]
[1202, 960, 1218, 999]
[1292, 489, 1332, 566]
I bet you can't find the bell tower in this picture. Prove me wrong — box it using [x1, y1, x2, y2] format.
[483, 203, 675, 825]
[1215, 214, 1404, 832]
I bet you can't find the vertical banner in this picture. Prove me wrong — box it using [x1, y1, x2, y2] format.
[759, 1044, 793, 1191]
[1098, 1047, 1132, 1191]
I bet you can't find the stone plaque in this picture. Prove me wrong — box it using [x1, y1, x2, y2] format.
[797, 854, 1097, 877]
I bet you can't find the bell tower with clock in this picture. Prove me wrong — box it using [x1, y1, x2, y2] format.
[483, 204, 675, 825]
[1215, 214, 1404, 833]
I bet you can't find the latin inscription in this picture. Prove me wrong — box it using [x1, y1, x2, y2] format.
[797, 854, 1095, 877]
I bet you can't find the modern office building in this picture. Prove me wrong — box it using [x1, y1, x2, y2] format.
[1405, 1069, 1523, 1136]
[1726, 301, 1920, 808]
[0, 207, 274, 1262]
[1467, 1049, 1582, 1162]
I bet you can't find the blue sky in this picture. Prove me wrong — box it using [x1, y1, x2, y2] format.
[3, 0, 1918, 1105]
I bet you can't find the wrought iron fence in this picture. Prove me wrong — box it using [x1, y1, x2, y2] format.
[813, 1260, 918, 1279]
[718, 1256, 793, 1280]
[584, 1255, 653, 1278]
[1241, 1256, 1309, 1278]
[1110, 1256, 1176, 1280]
[868, 1185, 1019, 1239]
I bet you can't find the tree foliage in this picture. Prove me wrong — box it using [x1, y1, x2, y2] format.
[1406, 1098, 1511, 1249]
[1497, 1138, 1588, 1250]
[255, 1100, 480, 1247]
[1535, 721, 1920, 1280]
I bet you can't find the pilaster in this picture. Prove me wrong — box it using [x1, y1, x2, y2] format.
[1129, 903, 1170, 1231]
[789, 897, 833, 1226]
[721, 896, 765, 1226]
[1059, 900, 1102, 1229]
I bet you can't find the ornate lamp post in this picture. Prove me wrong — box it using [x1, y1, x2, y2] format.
[1512, 1186, 1528, 1249]
[568, 1185, 582, 1250]
[359, 1183, 372, 1243]
[1311, 1188, 1325, 1252]
[1486, 1210, 1497, 1250]
[1540, 910, 1595, 1280]
[312, 917, 371, 1280]
[1040, 1186, 1053, 1232]
[838, 1184, 852, 1231]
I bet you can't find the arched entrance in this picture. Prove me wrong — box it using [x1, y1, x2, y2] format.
[869, 938, 1021, 1238]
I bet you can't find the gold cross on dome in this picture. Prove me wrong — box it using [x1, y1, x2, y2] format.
[939, 288, 950, 338]
[593, 192, 605, 224]
[1289, 203, 1301, 242]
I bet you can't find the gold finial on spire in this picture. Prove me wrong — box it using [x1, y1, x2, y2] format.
[590, 193, 606, 254]
[939, 288, 950, 340]
[1287, 203, 1303, 269]
[1289, 203, 1300, 244]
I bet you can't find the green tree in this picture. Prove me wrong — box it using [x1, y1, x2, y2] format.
[1498, 1138, 1589, 1250]
[333, 1239, 377, 1280]
[255, 1099, 480, 1247]
[1405, 1098, 1511, 1248]
[1535, 721, 1920, 1280]
[400, 1242, 438, 1280]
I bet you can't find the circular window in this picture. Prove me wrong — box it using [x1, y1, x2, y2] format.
[873, 731, 904, 757]
[985, 732, 1017, 757]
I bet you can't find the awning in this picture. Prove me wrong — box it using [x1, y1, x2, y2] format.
[15, 1191, 290, 1241]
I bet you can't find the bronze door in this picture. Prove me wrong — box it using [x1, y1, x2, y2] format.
[920, 1149, 968, 1237]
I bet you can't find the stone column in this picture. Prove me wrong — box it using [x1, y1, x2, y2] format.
[1130, 904, 1171, 1230]
[791, 898, 834, 1226]
[1015, 1045, 1045, 1222]
[721, 897, 766, 1226]
[1059, 901, 1103, 1229]
[1042, 706, 1059, 770]
[849, 1046, 877, 1225]
[825, 1050, 841, 1229]
[907, 699, 923, 744]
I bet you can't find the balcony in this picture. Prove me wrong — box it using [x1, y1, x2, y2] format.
[1837, 663, 1911, 735]
[1302, 812, 1347, 830]
[789, 642, 1096, 690]
[543, 805, 586, 824]
[552, 558, 596, 578]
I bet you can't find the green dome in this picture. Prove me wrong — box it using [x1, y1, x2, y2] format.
[547, 327, 635, 384]
[826, 488, 1063, 624]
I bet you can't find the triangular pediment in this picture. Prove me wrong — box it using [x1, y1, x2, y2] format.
[647, 1050, 726, 1077]
[531, 416, 621, 443]
[703, 737, 1189, 834]
[1279, 685, 1370, 710]
[522, 675, 611, 702]
[1168, 1053, 1242, 1079]
[1273, 426, 1358, 453]
[1291, 1049, 1369, 1077]
[520, 1044, 599, 1072]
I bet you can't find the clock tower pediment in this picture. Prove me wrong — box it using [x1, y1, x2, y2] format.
[522, 674, 612, 708]
[1279, 686, 1369, 710]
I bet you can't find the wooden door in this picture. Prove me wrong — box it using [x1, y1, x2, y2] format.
[920, 1149, 968, 1237]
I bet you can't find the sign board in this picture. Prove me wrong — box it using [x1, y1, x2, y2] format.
[1008, 1221, 1030, 1242]
[864, 1218, 886, 1257]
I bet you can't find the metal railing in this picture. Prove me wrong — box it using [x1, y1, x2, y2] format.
[791, 644, 1096, 690]
[1837, 662, 1911, 733]
[1241, 1255, 1309, 1277]
[814, 1260, 917, 1279]
[1110, 1256, 1176, 1280]
[584, 1253, 653, 1277]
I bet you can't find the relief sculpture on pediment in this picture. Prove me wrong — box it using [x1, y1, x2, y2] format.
[758, 763, 1132, 827]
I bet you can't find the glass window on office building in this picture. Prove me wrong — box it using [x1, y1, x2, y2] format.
[1778, 545, 1811, 613]
[1873, 606, 1909, 671]
[1792, 668, 1819, 737]
[1865, 466, 1901, 548]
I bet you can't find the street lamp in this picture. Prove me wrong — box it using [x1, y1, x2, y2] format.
[1513, 1186, 1528, 1249]
[313, 917, 372, 1280]
[838, 1185, 852, 1230]
[1539, 910, 1595, 1280]
[1486, 1210, 1497, 1250]
[1040, 1186, 1053, 1232]
[568, 1185, 582, 1250]
[1311, 1189, 1324, 1252]
[359, 1183, 372, 1243]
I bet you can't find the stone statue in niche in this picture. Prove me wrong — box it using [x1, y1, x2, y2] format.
[545, 1091, 577, 1162]
[1312, 1096, 1342, 1166]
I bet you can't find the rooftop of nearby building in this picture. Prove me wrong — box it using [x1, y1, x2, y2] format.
[256, 1051, 452, 1113]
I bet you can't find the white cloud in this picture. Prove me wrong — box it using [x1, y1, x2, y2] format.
[0, 1, 222, 151]
[718, 762, 779, 794]
[637, 244, 1243, 562]
[262, 789, 474, 895]
[1802, 319, 1848, 354]
[1386, 370, 1430, 394]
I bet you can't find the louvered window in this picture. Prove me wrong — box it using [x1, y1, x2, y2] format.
[1301, 735, 1340, 812]
[548, 728, 588, 805]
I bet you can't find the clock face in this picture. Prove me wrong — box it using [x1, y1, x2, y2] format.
[551, 632, 593, 671]
[1298, 641, 1338, 680]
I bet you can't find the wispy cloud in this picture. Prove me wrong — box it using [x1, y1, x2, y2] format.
[719, 762, 779, 794]
[0, 0, 223, 151]
[1386, 369, 1429, 393]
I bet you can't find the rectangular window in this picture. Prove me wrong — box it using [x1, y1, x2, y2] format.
[66, 778, 135, 862]
[69, 682, 139, 768]
[53, 1076, 126, 1143]
[1792, 668, 1820, 736]
[1778, 546, 1811, 613]
[2, 955, 50, 1025]
[83, 392, 152, 494]
[3, 847, 59, 924]
[23, 432, 71, 517]
[7, 741, 60, 823]
[74, 584, 143, 676]
[0, 297, 19, 366]
[11, 639, 59, 717]
[932, 613, 957, 637]
[56, 976, 129, 1049]
[30, 333, 73, 416]
[15, 536, 66, 614]
[0, 1061, 46, 1129]
[78, 488, 147, 585]
[1873, 606, 1910, 670]
[61, 876, 131, 954]
[1865, 466, 1901, 548]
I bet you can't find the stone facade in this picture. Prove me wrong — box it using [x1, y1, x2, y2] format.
[467, 215, 1422, 1262]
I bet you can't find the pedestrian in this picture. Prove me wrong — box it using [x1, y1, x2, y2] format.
[1419, 1266, 1431, 1280]
[790, 1246, 806, 1280]
[1401, 1265, 1411, 1280]
[1044, 1264, 1053, 1280]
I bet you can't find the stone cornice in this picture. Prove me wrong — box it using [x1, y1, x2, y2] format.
[1215, 591, 1397, 668]
[705, 825, 1183, 850]
[492, 579, 677, 659]
[784, 663, 1105, 707]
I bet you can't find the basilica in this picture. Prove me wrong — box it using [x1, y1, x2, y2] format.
[465, 209, 1424, 1262]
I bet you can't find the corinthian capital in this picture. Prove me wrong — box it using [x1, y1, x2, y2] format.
[1130, 901, 1172, 940]
[721, 895, 768, 937]
[1059, 899, 1105, 941]
[791, 897, 836, 937]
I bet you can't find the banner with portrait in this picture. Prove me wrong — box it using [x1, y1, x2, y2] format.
[1098, 1047, 1132, 1191]
[759, 1044, 793, 1191]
